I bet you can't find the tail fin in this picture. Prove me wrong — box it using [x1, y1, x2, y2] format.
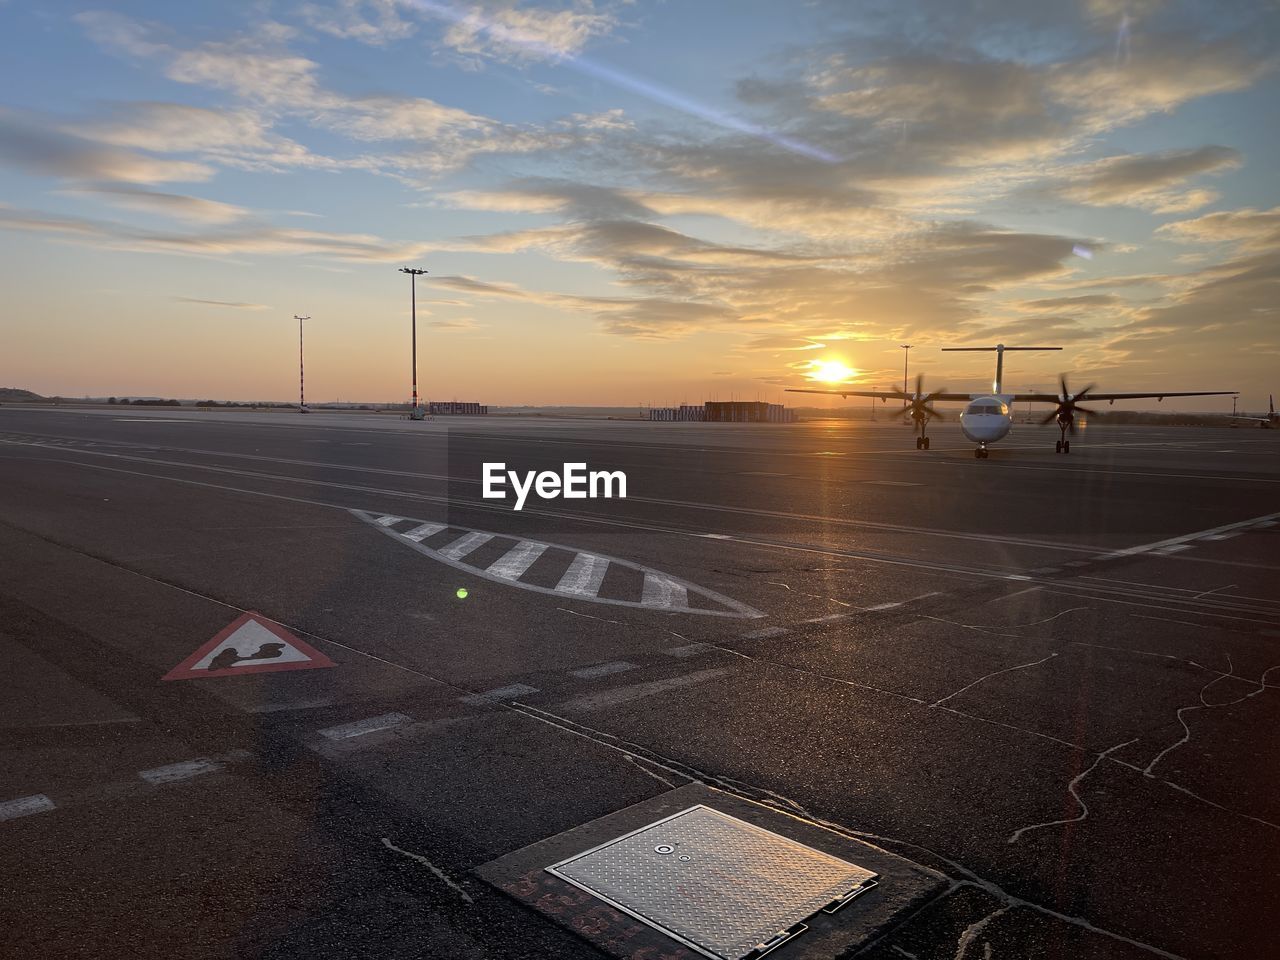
[940, 344, 1063, 394]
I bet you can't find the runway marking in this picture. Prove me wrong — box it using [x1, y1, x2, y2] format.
[570, 660, 638, 679]
[31, 448, 1273, 605]
[459, 683, 540, 706]
[487, 540, 547, 579]
[3, 436, 1106, 555]
[1102, 510, 1280, 560]
[698, 533, 734, 539]
[318, 712, 411, 740]
[351, 510, 763, 618]
[666, 642, 713, 658]
[864, 480, 920, 487]
[437, 531, 493, 560]
[741, 626, 788, 639]
[402, 521, 447, 542]
[556, 668, 732, 712]
[556, 553, 609, 596]
[139, 758, 224, 785]
[0, 794, 55, 821]
[640, 573, 688, 609]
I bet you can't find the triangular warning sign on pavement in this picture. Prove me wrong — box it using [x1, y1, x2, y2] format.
[162, 612, 336, 681]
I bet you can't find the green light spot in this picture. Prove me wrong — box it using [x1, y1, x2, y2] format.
[456, 588, 468, 599]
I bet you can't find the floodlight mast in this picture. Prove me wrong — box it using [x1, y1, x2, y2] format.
[399, 268, 428, 418]
[294, 315, 310, 412]
[900, 344, 912, 409]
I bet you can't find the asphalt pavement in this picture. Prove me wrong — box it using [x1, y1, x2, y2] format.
[1, 405, 1277, 960]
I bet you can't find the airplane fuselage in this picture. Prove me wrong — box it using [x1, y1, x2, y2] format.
[959, 395, 1012, 446]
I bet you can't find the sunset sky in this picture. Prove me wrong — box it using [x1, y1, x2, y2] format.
[2, 1, 1277, 408]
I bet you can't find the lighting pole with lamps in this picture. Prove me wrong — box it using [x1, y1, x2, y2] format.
[399, 267, 428, 418]
[900, 344, 912, 411]
[295, 315, 310, 413]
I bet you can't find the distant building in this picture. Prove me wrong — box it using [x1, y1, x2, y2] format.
[648, 404, 707, 421]
[428, 401, 488, 415]
[648, 401, 795, 423]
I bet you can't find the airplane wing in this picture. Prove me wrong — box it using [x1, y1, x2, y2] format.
[786, 388, 974, 401]
[1009, 390, 1237, 404]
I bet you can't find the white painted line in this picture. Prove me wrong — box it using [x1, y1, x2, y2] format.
[402, 522, 447, 542]
[665, 643, 712, 658]
[865, 480, 921, 487]
[556, 553, 609, 597]
[487, 540, 547, 580]
[742, 627, 788, 640]
[437, 531, 493, 560]
[864, 601, 902, 611]
[374, 515, 402, 527]
[1257, 520, 1277, 528]
[139, 759, 224, 785]
[1102, 510, 1280, 560]
[1006, 574, 1033, 581]
[0, 794, 55, 822]
[459, 683, 540, 706]
[1154, 544, 1193, 555]
[570, 661, 638, 680]
[1201, 532, 1241, 541]
[558, 668, 732, 712]
[698, 533, 734, 540]
[802, 613, 847, 624]
[641, 573, 689, 609]
[319, 712, 411, 741]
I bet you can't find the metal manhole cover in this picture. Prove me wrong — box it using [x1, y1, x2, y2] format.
[546, 805, 878, 960]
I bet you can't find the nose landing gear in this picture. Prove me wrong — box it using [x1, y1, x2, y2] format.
[974, 444, 989, 459]
[1055, 438, 1071, 454]
[915, 436, 931, 450]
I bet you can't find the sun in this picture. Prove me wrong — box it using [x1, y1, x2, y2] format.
[807, 358, 857, 383]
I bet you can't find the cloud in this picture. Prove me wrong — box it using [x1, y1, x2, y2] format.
[74, 13, 615, 180]
[0, 203, 433, 262]
[298, 0, 416, 45]
[65, 185, 250, 224]
[1156, 205, 1280, 251]
[1048, 145, 1241, 212]
[0, 110, 212, 184]
[1021, 294, 1122, 310]
[173, 297, 270, 310]
[426, 0, 619, 64]
[1047, 37, 1274, 134]
[428, 316, 486, 331]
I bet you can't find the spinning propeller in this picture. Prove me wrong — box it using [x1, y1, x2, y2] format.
[891, 373, 948, 423]
[1040, 374, 1097, 434]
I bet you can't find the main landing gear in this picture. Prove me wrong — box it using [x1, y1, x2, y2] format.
[974, 444, 989, 459]
[1055, 419, 1072, 454]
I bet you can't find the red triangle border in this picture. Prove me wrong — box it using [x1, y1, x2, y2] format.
[162, 611, 337, 681]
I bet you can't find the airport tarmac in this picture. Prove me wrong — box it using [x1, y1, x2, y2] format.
[0, 406, 1277, 960]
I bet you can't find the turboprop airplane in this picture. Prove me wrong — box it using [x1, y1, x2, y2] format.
[1231, 395, 1276, 429]
[787, 344, 1235, 459]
